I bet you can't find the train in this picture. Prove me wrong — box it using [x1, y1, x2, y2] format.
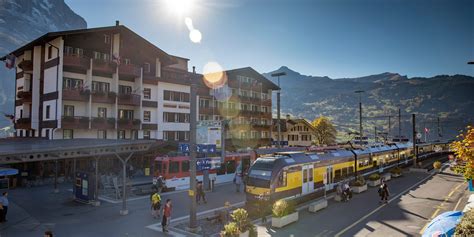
[245, 141, 451, 203]
[152, 151, 254, 190]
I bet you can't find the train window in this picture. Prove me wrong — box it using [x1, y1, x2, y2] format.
[155, 161, 162, 173]
[303, 170, 308, 182]
[288, 166, 301, 173]
[341, 168, 348, 178]
[308, 169, 313, 182]
[277, 169, 287, 187]
[169, 161, 180, 173]
[348, 166, 354, 174]
[181, 161, 190, 172]
[334, 169, 341, 181]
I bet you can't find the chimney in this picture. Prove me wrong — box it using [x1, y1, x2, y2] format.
[286, 114, 291, 120]
[115, 20, 120, 26]
[192, 66, 196, 74]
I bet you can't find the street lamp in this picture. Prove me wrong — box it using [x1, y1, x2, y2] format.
[271, 72, 286, 148]
[188, 66, 199, 232]
[354, 90, 364, 147]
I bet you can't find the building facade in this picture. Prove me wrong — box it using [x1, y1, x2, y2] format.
[272, 116, 316, 147]
[6, 24, 277, 144]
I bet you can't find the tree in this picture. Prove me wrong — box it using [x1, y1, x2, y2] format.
[450, 126, 474, 180]
[311, 117, 337, 145]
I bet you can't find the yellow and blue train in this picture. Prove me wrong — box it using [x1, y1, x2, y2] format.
[245, 141, 450, 202]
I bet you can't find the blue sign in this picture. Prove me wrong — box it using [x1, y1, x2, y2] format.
[272, 141, 289, 146]
[179, 143, 217, 153]
[196, 158, 212, 171]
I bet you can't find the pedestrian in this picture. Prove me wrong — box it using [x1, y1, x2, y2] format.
[198, 181, 206, 204]
[156, 176, 164, 193]
[151, 191, 161, 219]
[0, 192, 9, 223]
[378, 181, 389, 204]
[234, 171, 242, 193]
[162, 199, 172, 233]
[44, 230, 54, 237]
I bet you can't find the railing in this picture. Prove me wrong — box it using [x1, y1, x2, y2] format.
[91, 91, 116, 104]
[62, 116, 89, 129]
[117, 118, 141, 129]
[15, 117, 31, 129]
[92, 59, 116, 74]
[118, 93, 140, 106]
[119, 64, 141, 77]
[17, 91, 32, 102]
[18, 60, 33, 71]
[63, 88, 89, 101]
[91, 117, 115, 129]
[63, 54, 90, 70]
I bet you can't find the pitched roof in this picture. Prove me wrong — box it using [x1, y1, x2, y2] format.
[226, 67, 280, 90]
[272, 118, 315, 132]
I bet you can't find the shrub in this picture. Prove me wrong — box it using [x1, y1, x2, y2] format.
[368, 173, 380, 181]
[350, 176, 366, 186]
[231, 208, 252, 233]
[272, 199, 295, 218]
[455, 209, 474, 236]
[390, 167, 402, 175]
[221, 222, 239, 237]
[433, 161, 442, 170]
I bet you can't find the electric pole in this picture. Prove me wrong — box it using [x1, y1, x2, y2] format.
[398, 108, 401, 141]
[437, 117, 441, 140]
[188, 67, 198, 231]
[271, 72, 286, 148]
[355, 90, 364, 146]
[388, 115, 391, 141]
[412, 114, 418, 167]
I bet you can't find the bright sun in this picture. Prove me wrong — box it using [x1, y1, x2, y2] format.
[164, 0, 195, 15]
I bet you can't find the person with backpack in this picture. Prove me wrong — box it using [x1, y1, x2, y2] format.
[156, 176, 164, 193]
[150, 191, 161, 219]
[378, 181, 390, 204]
[196, 181, 207, 204]
[342, 182, 352, 201]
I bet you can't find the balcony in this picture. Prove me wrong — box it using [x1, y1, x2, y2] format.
[91, 91, 116, 104]
[62, 116, 89, 129]
[17, 91, 32, 102]
[18, 60, 33, 71]
[63, 54, 90, 72]
[92, 59, 115, 75]
[118, 93, 140, 106]
[14, 117, 31, 129]
[160, 69, 190, 85]
[62, 88, 89, 102]
[91, 117, 115, 130]
[119, 64, 141, 79]
[117, 118, 141, 129]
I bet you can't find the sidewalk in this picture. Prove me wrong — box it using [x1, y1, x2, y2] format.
[255, 168, 468, 237]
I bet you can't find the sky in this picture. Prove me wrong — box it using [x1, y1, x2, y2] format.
[65, 0, 474, 78]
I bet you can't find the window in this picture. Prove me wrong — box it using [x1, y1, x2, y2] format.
[104, 34, 111, 44]
[93, 51, 101, 60]
[118, 109, 134, 119]
[181, 161, 190, 172]
[124, 58, 131, 65]
[143, 130, 151, 140]
[163, 112, 189, 123]
[45, 105, 50, 119]
[144, 111, 151, 122]
[262, 106, 269, 113]
[74, 48, 84, 57]
[48, 45, 53, 59]
[144, 62, 150, 73]
[64, 105, 74, 117]
[143, 88, 151, 99]
[102, 53, 110, 62]
[119, 85, 132, 95]
[169, 161, 180, 173]
[65, 46, 74, 55]
[132, 130, 138, 140]
[63, 129, 73, 139]
[98, 107, 107, 118]
[163, 90, 190, 102]
[92, 81, 110, 92]
[63, 78, 83, 89]
[98, 130, 107, 139]
[177, 131, 189, 141]
[277, 169, 288, 187]
[199, 98, 210, 108]
[118, 130, 126, 139]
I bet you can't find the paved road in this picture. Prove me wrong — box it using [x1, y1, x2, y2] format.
[0, 181, 245, 237]
[256, 167, 468, 237]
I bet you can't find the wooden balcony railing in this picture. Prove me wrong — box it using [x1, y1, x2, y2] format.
[91, 91, 116, 104]
[91, 117, 115, 129]
[62, 88, 89, 101]
[118, 93, 140, 106]
[117, 118, 141, 129]
[18, 60, 33, 71]
[15, 117, 31, 129]
[119, 64, 141, 78]
[62, 116, 89, 129]
[63, 54, 90, 71]
[93, 59, 115, 75]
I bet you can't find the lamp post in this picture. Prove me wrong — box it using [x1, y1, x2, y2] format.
[188, 66, 198, 232]
[354, 90, 364, 147]
[271, 72, 286, 148]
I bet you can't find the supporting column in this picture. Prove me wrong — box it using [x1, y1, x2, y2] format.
[115, 152, 134, 215]
[72, 158, 76, 198]
[93, 156, 101, 206]
[54, 159, 59, 193]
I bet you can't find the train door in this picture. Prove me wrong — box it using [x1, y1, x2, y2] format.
[325, 166, 333, 190]
[301, 164, 314, 195]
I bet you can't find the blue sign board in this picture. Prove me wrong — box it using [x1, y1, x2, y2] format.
[179, 143, 217, 153]
[196, 158, 212, 171]
[272, 141, 289, 146]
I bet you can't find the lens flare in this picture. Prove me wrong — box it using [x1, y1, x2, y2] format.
[189, 29, 202, 43]
[165, 0, 194, 15]
[202, 61, 226, 87]
[185, 17, 194, 30]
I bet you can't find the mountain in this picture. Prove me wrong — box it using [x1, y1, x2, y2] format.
[0, 0, 87, 128]
[263, 66, 474, 141]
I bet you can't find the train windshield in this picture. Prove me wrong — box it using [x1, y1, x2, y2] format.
[247, 159, 274, 188]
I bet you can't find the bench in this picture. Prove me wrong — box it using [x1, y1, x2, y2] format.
[308, 199, 328, 213]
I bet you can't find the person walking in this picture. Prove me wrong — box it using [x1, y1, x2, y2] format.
[44, 230, 54, 237]
[162, 199, 172, 233]
[151, 191, 161, 219]
[378, 181, 390, 204]
[234, 171, 242, 193]
[0, 192, 9, 223]
[156, 176, 164, 193]
[196, 181, 207, 204]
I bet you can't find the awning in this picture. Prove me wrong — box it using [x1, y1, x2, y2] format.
[0, 168, 19, 176]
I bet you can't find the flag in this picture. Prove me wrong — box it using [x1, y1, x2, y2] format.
[5, 54, 15, 69]
[112, 53, 121, 65]
[2, 113, 14, 121]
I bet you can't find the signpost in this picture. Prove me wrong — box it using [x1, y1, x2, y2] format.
[197, 121, 222, 148]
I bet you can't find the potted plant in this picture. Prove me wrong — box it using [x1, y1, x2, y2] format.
[433, 161, 442, 172]
[455, 209, 474, 236]
[231, 208, 252, 237]
[350, 176, 367, 193]
[271, 199, 298, 228]
[367, 173, 381, 187]
[390, 167, 402, 178]
[221, 222, 239, 237]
